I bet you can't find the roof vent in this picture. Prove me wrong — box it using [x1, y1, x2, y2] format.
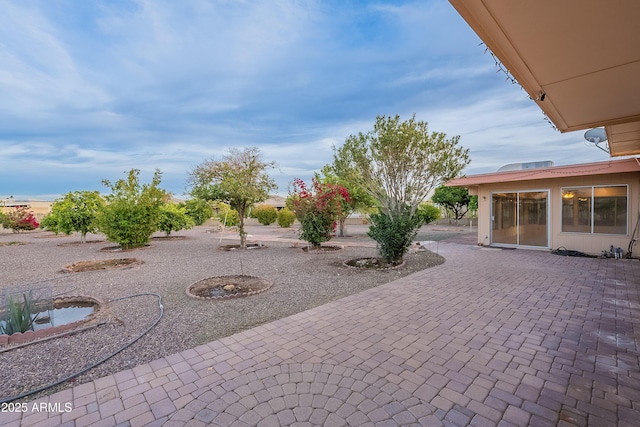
[497, 161, 554, 172]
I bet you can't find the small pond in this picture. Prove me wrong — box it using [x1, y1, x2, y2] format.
[31, 302, 95, 331]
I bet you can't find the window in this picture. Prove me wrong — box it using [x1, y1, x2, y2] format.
[561, 186, 627, 234]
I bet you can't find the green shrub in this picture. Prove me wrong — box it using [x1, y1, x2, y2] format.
[277, 207, 296, 228]
[298, 210, 335, 247]
[416, 203, 441, 224]
[367, 206, 422, 263]
[97, 169, 166, 249]
[217, 203, 240, 227]
[157, 203, 195, 236]
[181, 198, 213, 226]
[252, 204, 278, 225]
[39, 191, 104, 243]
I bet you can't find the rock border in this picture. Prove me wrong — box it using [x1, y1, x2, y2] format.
[0, 296, 105, 347]
[342, 257, 406, 271]
[61, 258, 144, 273]
[300, 244, 344, 253]
[186, 275, 273, 300]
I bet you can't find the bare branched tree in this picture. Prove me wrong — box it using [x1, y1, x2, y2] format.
[188, 147, 277, 249]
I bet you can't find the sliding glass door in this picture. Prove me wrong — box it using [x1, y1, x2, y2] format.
[492, 191, 548, 247]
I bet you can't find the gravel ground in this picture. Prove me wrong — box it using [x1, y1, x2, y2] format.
[0, 222, 473, 403]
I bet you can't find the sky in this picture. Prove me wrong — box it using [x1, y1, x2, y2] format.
[0, 0, 608, 201]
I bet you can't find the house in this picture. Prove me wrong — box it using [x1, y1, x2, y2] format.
[261, 195, 287, 210]
[445, 1, 640, 256]
[447, 158, 640, 256]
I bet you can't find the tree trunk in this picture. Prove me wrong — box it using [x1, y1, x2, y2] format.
[338, 218, 346, 237]
[238, 206, 247, 249]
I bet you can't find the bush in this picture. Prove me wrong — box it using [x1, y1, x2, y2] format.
[181, 199, 213, 226]
[367, 206, 422, 263]
[157, 203, 195, 236]
[39, 191, 104, 243]
[217, 203, 240, 227]
[277, 207, 296, 228]
[252, 204, 278, 225]
[1, 207, 39, 232]
[97, 169, 166, 249]
[290, 178, 349, 248]
[416, 203, 441, 224]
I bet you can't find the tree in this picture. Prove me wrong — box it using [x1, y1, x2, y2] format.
[180, 199, 213, 226]
[40, 191, 105, 243]
[318, 166, 376, 237]
[431, 186, 473, 222]
[289, 177, 350, 248]
[97, 169, 167, 249]
[187, 147, 277, 249]
[335, 114, 470, 261]
[416, 203, 441, 224]
[157, 203, 195, 236]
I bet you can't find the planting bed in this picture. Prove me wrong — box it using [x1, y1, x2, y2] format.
[187, 275, 273, 299]
[0, 224, 451, 403]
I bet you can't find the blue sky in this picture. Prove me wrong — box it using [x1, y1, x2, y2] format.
[1, 0, 607, 200]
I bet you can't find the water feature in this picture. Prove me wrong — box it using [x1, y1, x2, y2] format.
[0, 296, 102, 342]
[30, 302, 95, 331]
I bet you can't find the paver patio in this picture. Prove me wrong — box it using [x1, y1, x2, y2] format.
[3, 239, 639, 426]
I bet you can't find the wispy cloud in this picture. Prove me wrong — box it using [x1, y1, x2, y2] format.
[0, 0, 607, 199]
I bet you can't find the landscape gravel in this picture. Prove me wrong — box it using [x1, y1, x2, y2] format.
[0, 223, 467, 403]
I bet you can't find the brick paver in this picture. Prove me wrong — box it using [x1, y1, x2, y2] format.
[4, 240, 639, 426]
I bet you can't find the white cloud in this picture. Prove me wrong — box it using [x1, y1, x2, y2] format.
[0, 1, 612, 199]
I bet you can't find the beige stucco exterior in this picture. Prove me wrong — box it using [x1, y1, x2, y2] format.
[471, 172, 639, 256]
[448, 159, 640, 256]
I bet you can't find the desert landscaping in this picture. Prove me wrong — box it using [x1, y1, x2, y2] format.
[0, 221, 469, 403]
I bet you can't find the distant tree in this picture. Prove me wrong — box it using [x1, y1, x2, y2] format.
[188, 147, 277, 249]
[416, 203, 441, 225]
[157, 203, 195, 236]
[468, 195, 478, 221]
[97, 169, 167, 249]
[334, 114, 470, 262]
[431, 186, 472, 222]
[179, 198, 213, 226]
[40, 191, 105, 243]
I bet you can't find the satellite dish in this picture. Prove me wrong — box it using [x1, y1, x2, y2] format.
[584, 128, 609, 153]
[584, 128, 607, 143]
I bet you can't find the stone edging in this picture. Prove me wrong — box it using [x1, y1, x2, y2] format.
[0, 296, 105, 346]
[342, 257, 406, 271]
[186, 275, 273, 300]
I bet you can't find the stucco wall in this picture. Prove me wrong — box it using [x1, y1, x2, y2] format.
[474, 172, 640, 256]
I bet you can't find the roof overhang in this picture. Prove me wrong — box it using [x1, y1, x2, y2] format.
[447, 158, 640, 188]
[449, 0, 640, 156]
